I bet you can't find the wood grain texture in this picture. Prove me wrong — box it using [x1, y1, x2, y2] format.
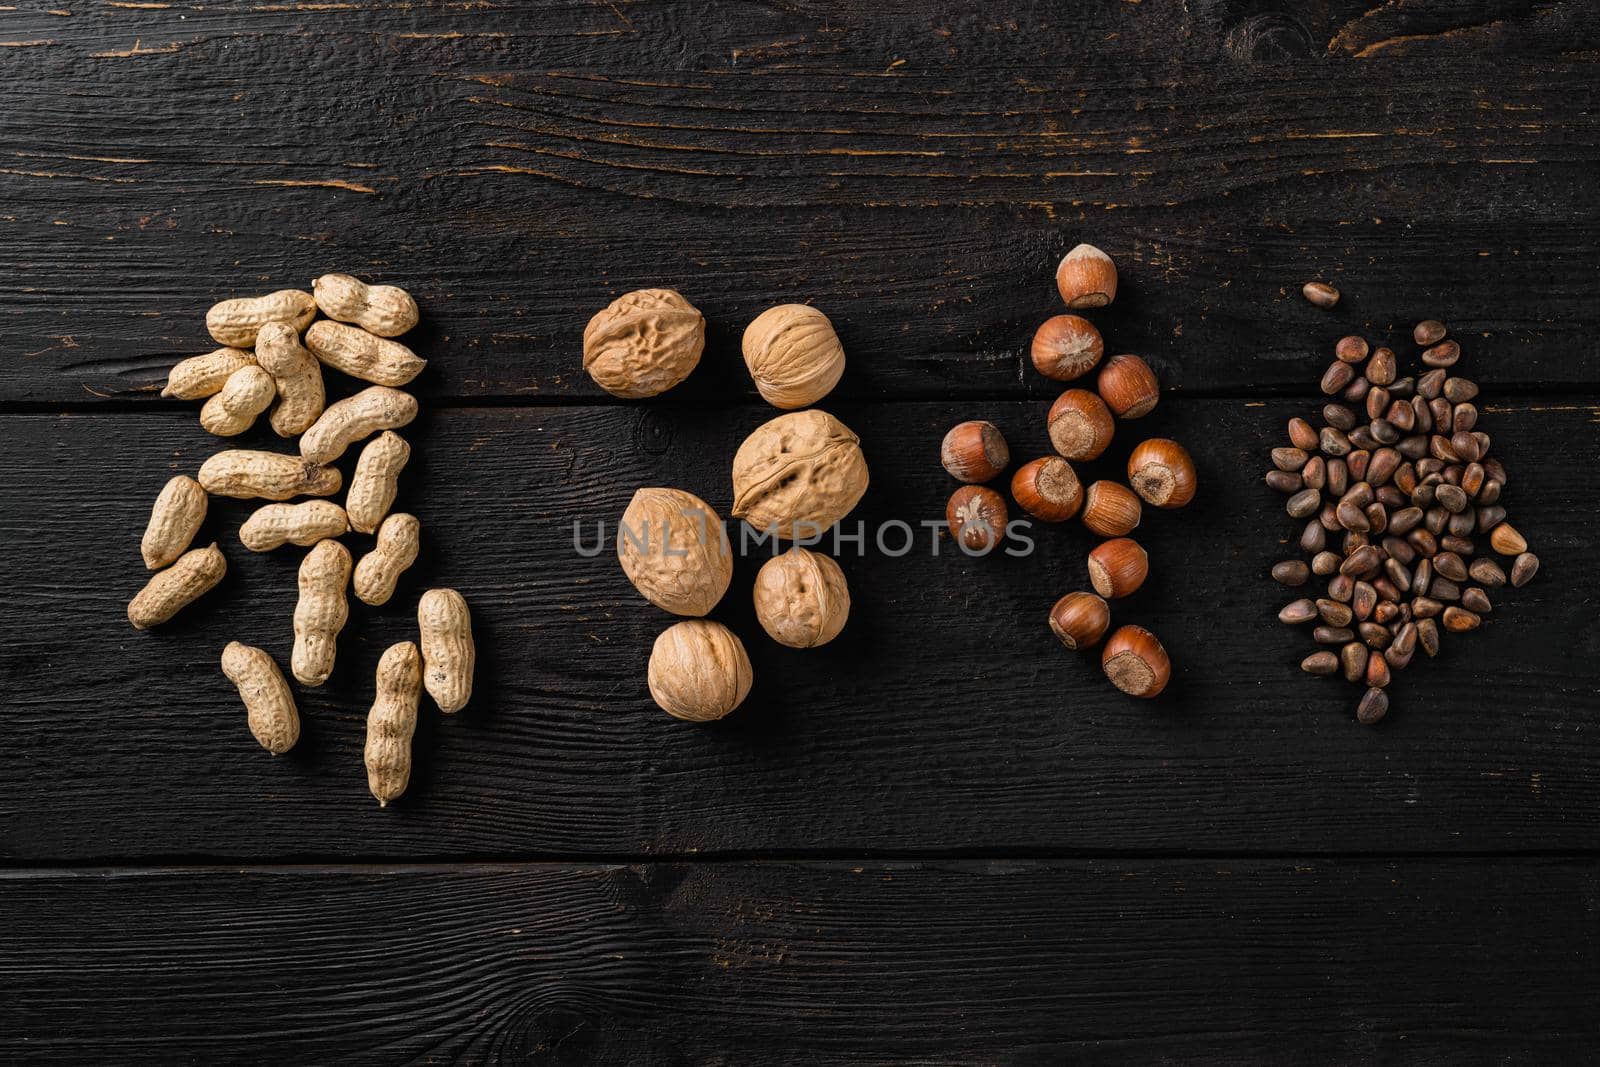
[3, 859, 1598, 1063]
[3, 398, 1595, 862]
[1, 2, 1598, 403]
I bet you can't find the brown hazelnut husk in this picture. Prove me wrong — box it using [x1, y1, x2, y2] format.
[1047, 389, 1115, 462]
[1126, 438, 1197, 509]
[1055, 243, 1118, 309]
[1031, 314, 1104, 381]
[1081, 480, 1142, 538]
[946, 485, 1008, 553]
[941, 420, 1009, 483]
[1011, 456, 1082, 522]
[1096, 354, 1160, 419]
[1087, 537, 1148, 599]
[1101, 625, 1170, 698]
[1049, 591, 1110, 651]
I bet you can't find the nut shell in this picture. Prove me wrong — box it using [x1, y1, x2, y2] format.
[128, 542, 226, 630]
[742, 304, 846, 409]
[1097, 354, 1160, 419]
[753, 548, 850, 648]
[618, 487, 733, 617]
[1087, 537, 1149, 599]
[162, 348, 255, 400]
[255, 321, 326, 437]
[418, 588, 475, 714]
[1127, 438, 1198, 509]
[354, 513, 421, 607]
[1080, 480, 1142, 538]
[648, 620, 753, 722]
[299, 386, 418, 465]
[364, 641, 422, 805]
[205, 289, 315, 348]
[1011, 456, 1082, 522]
[292, 539, 351, 687]
[1102, 625, 1171, 697]
[732, 410, 869, 538]
[1047, 389, 1115, 461]
[947, 485, 1008, 553]
[1049, 591, 1110, 651]
[240, 500, 351, 552]
[141, 475, 208, 570]
[1055, 244, 1118, 309]
[198, 450, 341, 501]
[346, 431, 411, 534]
[313, 273, 419, 337]
[221, 642, 300, 755]
[941, 420, 1009, 483]
[305, 320, 427, 387]
[1031, 315, 1104, 381]
[199, 365, 275, 437]
[583, 288, 705, 399]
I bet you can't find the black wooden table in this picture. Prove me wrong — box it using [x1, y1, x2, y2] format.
[4, 2, 1599, 1062]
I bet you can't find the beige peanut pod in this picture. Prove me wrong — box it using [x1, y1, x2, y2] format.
[365, 641, 422, 806]
[299, 386, 418, 465]
[305, 320, 426, 387]
[292, 539, 351, 687]
[220, 642, 300, 755]
[205, 289, 316, 348]
[128, 542, 226, 630]
[255, 320, 326, 437]
[418, 588, 474, 713]
[313, 273, 419, 337]
[140, 475, 208, 570]
[346, 431, 410, 534]
[162, 347, 255, 400]
[240, 500, 350, 552]
[353, 513, 420, 606]
[199, 450, 342, 501]
[199, 365, 275, 437]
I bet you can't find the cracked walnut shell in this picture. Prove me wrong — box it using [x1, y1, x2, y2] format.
[618, 487, 733, 617]
[753, 547, 850, 648]
[731, 410, 869, 538]
[742, 304, 846, 409]
[582, 288, 706, 398]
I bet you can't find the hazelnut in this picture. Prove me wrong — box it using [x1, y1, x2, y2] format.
[1096, 354, 1160, 419]
[1101, 625, 1170, 698]
[752, 547, 850, 648]
[1049, 591, 1110, 651]
[1126, 438, 1197, 509]
[1046, 389, 1115, 461]
[1080, 480, 1141, 538]
[1010, 456, 1082, 522]
[1055, 243, 1117, 309]
[1030, 314, 1104, 381]
[1087, 537, 1148, 599]
[617, 487, 732, 616]
[742, 304, 846, 409]
[946, 485, 1008, 553]
[582, 288, 706, 398]
[732, 410, 869, 539]
[941, 420, 1009, 483]
[647, 620, 753, 722]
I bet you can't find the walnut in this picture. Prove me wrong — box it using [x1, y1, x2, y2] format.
[618, 488, 732, 616]
[741, 304, 846, 409]
[582, 288, 705, 398]
[731, 410, 869, 538]
[752, 548, 850, 648]
[647, 620, 753, 721]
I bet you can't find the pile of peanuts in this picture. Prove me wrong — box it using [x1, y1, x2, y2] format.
[939, 244, 1196, 698]
[127, 276, 475, 806]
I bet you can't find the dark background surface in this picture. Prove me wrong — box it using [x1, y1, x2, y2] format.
[3, 1, 1599, 1062]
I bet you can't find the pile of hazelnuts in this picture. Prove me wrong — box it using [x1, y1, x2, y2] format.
[939, 244, 1198, 698]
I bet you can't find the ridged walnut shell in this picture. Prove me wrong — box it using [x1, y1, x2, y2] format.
[618, 488, 733, 617]
[731, 410, 869, 538]
[742, 304, 846, 409]
[648, 620, 753, 722]
[752, 547, 850, 648]
[582, 288, 705, 399]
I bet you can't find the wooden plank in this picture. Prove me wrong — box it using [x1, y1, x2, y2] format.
[3, 859, 1598, 1062]
[1, 399, 1594, 861]
[1, 4, 1597, 403]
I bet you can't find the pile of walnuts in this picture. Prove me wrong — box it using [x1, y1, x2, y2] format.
[584, 292, 868, 721]
[128, 275, 475, 806]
